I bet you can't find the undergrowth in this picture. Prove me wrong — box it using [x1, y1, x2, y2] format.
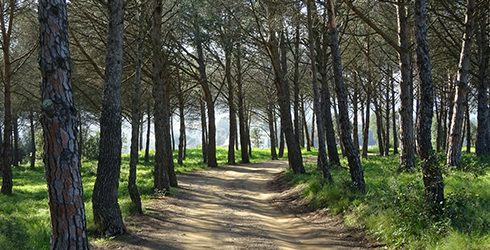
[0, 147, 278, 249]
[286, 151, 490, 249]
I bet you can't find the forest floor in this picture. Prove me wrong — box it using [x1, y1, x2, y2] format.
[90, 157, 380, 250]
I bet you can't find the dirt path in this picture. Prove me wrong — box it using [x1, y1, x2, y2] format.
[92, 159, 375, 250]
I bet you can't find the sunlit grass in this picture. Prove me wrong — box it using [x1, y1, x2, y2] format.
[286, 152, 490, 249]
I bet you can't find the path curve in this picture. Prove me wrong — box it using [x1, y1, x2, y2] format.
[93, 159, 373, 250]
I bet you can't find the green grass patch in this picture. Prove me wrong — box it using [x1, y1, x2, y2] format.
[285, 152, 490, 249]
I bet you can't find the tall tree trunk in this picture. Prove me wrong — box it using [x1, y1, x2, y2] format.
[397, 0, 415, 171]
[30, 111, 36, 170]
[39, 0, 89, 246]
[226, 45, 236, 164]
[0, 0, 14, 195]
[128, 9, 143, 214]
[306, 0, 332, 181]
[177, 80, 186, 165]
[435, 96, 443, 152]
[301, 97, 311, 151]
[392, 80, 399, 154]
[476, 1, 490, 157]
[310, 110, 315, 148]
[92, 0, 126, 236]
[318, 22, 340, 166]
[293, 25, 301, 149]
[139, 116, 144, 151]
[414, 0, 444, 211]
[327, 0, 365, 192]
[278, 121, 285, 158]
[385, 81, 391, 156]
[362, 93, 371, 159]
[200, 98, 208, 163]
[236, 45, 250, 163]
[268, 102, 278, 160]
[13, 114, 19, 167]
[152, 0, 176, 191]
[353, 73, 360, 152]
[195, 25, 218, 168]
[375, 100, 385, 156]
[447, 0, 475, 167]
[144, 102, 151, 163]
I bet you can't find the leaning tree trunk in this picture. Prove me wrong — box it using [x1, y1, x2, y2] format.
[476, 1, 490, 157]
[414, 0, 444, 212]
[39, 0, 89, 247]
[92, 0, 126, 236]
[128, 8, 143, 214]
[327, 0, 365, 193]
[447, 0, 475, 167]
[397, 0, 415, 171]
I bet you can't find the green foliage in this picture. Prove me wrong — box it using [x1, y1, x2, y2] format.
[286, 153, 490, 249]
[83, 132, 100, 161]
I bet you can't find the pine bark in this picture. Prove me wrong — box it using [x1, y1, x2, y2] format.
[0, 0, 14, 194]
[267, 102, 278, 160]
[39, 0, 89, 247]
[92, 0, 126, 236]
[226, 46, 236, 164]
[327, 0, 365, 192]
[200, 98, 208, 163]
[177, 81, 186, 165]
[476, 1, 490, 157]
[306, 0, 332, 181]
[397, 0, 415, 171]
[128, 9, 143, 214]
[447, 0, 475, 167]
[144, 102, 151, 163]
[236, 45, 250, 163]
[152, 0, 177, 190]
[362, 93, 371, 159]
[414, 0, 444, 210]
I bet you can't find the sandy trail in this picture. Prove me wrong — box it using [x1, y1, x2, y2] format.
[93, 159, 372, 250]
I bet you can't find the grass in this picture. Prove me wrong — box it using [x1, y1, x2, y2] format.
[0, 146, 279, 249]
[285, 150, 490, 249]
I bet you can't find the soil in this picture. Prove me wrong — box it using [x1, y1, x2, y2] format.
[91, 158, 382, 250]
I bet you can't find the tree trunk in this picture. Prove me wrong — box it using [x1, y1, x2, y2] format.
[92, 0, 126, 236]
[476, 1, 490, 157]
[139, 116, 144, 151]
[327, 0, 365, 192]
[194, 25, 217, 168]
[226, 45, 236, 164]
[293, 25, 301, 149]
[447, 0, 475, 167]
[375, 100, 385, 156]
[152, 0, 173, 192]
[362, 93, 371, 159]
[278, 121, 285, 158]
[306, 0, 332, 181]
[392, 79, 399, 154]
[30, 111, 36, 170]
[301, 97, 311, 151]
[0, 0, 14, 195]
[385, 81, 391, 156]
[397, 0, 415, 171]
[311, 110, 315, 148]
[144, 103, 151, 162]
[414, 0, 444, 211]
[39, 0, 90, 246]
[128, 9, 143, 214]
[435, 96, 443, 152]
[177, 81, 186, 165]
[236, 45, 250, 163]
[466, 100, 471, 153]
[353, 73, 360, 152]
[13, 114, 19, 167]
[268, 102, 278, 160]
[200, 98, 208, 163]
